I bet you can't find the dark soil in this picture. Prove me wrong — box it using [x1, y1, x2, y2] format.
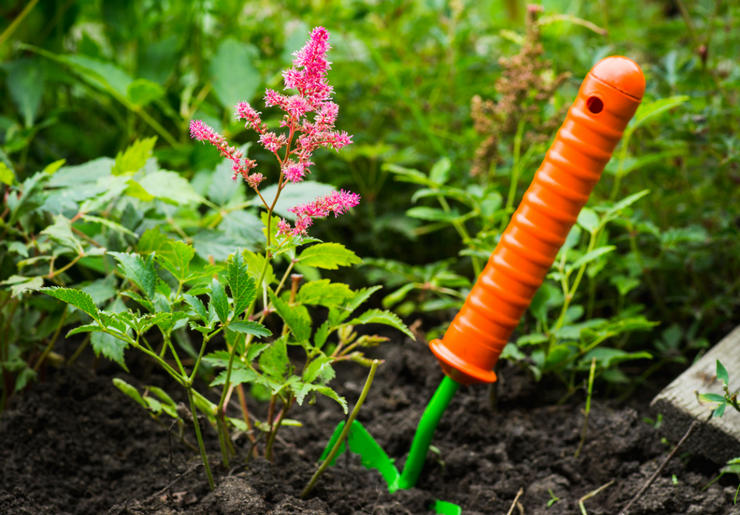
[1, 338, 738, 514]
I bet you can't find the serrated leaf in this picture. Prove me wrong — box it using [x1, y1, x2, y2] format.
[297, 280, 354, 307]
[227, 253, 256, 317]
[109, 252, 157, 299]
[40, 215, 84, 254]
[313, 385, 348, 413]
[66, 323, 104, 337]
[346, 309, 414, 340]
[42, 287, 99, 318]
[605, 189, 650, 219]
[716, 360, 729, 385]
[113, 378, 147, 408]
[259, 337, 290, 381]
[209, 278, 229, 323]
[210, 367, 258, 388]
[184, 294, 208, 322]
[269, 290, 311, 342]
[2, 275, 44, 298]
[303, 356, 335, 384]
[112, 137, 157, 175]
[92, 332, 128, 370]
[298, 243, 361, 270]
[228, 321, 271, 338]
[335, 286, 383, 323]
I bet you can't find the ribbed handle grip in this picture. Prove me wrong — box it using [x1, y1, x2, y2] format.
[430, 56, 645, 384]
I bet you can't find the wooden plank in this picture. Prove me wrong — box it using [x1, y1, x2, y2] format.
[651, 325, 740, 464]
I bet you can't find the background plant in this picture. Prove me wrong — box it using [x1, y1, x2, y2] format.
[1, 1, 738, 408]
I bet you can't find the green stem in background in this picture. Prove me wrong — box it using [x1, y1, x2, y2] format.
[435, 194, 482, 277]
[0, 0, 39, 47]
[301, 359, 380, 498]
[503, 120, 526, 222]
[554, 228, 598, 332]
[575, 357, 597, 458]
[264, 395, 294, 461]
[397, 375, 460, 490]
[186, 388, 215, 490]
[33, 309, 69, 371]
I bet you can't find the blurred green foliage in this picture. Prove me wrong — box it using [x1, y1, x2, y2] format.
[1, 0, 738, 396]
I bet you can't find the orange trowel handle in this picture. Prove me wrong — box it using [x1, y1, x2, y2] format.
[430, 56, 645, 385]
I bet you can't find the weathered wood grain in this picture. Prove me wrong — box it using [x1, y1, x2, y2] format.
[651, 325, 740, 463]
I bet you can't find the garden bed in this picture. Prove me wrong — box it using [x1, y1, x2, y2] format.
[2, 338, 737, 514]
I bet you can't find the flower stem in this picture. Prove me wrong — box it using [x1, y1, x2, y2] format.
[301, 359, 381, 498]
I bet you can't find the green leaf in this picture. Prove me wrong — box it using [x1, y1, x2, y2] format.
[605, 189, 650, 219]
[406, 206, 462, 222]
[66, 323, 104, 337]
[259, 337, 290, 382]
[630, 96, 689, 132]
[243, 250, 276, 285]
[2, 275, 44, 298]
[699, 393, 727, 404]
[126, 79, 165, 106]
[313, 385, 348, 414]
[346, 309, 414, 340]
[112, 378, 147, 409]
[716, 360, 729, 385]
[109, 252, 157, 299]
[184, 294, 208, 322]
[429, 157, 451, 184]
[570, 246, 615, 270]
[302, 356, 335, 384]
[209, 278, 229, 323]
[92, 332, 128, 370]
[210, 367, 258, 388]
[384, 163, 433, 186]
[298, 243, 362, 270]
[6, 58, 45, 127]
[42, 287, 98, 318]
[228, 321, 271, 338]
[0, 161, 15, 186]
[133, 170, 204, 205]
[112, 137, 157, 175]
[581, 348, 652, 369]
[210, 38, 260, 109]
[577, 207, 599, 233]
[80, 215, 136, 238]
[269, 290, 311, 342]
[227, 253, 256, 317]
[40, 215, 84, 254]
[382, 283, 415, 308]
[298, 280, 354, 307]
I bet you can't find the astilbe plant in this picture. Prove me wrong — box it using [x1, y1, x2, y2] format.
[43, 27, 411, 489]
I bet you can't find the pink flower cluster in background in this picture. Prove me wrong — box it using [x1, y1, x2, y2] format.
[189, 26, 358, 238]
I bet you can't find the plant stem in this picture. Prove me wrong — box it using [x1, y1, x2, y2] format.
[186, 388, 215, 489]
[0, 0, 39, 47]
[66, 334, 91, 366]
[504, 120, 526, 216]
[575, 357, 597, 458]
[264, 395, 294, 461]
[301, 359, 380, 498]
[33, 310, 68, 371]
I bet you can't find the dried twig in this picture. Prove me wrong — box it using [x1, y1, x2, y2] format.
[579, 480, 614, 514]
[618, 415, 708, 514]
[505, 487, 524, 515]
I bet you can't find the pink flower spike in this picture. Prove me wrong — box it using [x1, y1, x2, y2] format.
[283, 160, 310, 183]
[235, 102, 263, 132]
